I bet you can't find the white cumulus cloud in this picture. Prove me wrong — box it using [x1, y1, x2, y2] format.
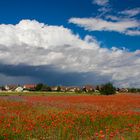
[0, 19, 140, 87]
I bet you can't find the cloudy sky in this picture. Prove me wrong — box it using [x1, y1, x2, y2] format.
[0, 0, 140, 87]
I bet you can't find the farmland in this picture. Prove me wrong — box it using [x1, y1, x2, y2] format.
[0, 93, 140, 140]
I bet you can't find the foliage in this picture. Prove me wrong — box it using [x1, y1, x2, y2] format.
[35, 83, 52, 91]
[45, 86, 52, 91]
[35, 83, 43, 91]
[100, 82, 116, 95]
[82, 87, 86, 92]
[128, 88, 140, 93]
[0, 86, 5, 90]
[96, 85, 100, 90]
[42, 85, 52, 91]
[75, 89, 82, 93]
[57, 86, 61, 92]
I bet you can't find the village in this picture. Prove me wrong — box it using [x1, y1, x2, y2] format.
[0, 83, 139, 93]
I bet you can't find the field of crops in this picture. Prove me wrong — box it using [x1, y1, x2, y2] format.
[0, 94, 140, 140]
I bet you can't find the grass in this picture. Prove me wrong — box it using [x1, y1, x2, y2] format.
[0, 91, 100, 96]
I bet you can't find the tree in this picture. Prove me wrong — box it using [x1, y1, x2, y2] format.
[128, 88, 137, 93]
[45, 86, 52, 91]
[41, 85, 49, 91]
[57, 86, 61, 92]
[35, 83, 43, 91]
[137, 89, 140, 92]
[96, 85, 100, 90]
[100, 82, 116, 95]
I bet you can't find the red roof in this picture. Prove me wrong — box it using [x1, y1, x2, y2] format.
[84, 85, 95, 90]
[24, 84, 36, 89]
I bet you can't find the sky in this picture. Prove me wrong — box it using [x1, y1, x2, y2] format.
[0, 0, 140, 87]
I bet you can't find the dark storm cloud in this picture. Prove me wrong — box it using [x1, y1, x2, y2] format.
[0, 64, 111, 86]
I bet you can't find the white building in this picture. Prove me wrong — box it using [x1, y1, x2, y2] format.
[15, 86, 23, 92]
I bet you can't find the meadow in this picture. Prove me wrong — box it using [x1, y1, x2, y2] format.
[0, 92, 140, 140]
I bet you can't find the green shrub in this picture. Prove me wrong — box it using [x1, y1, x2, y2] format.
[100, 82, 116, 95]
[35, 83, 43, 91]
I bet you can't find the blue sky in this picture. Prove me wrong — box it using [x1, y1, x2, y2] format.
[0, 0, 140, 87]
[0, 0, 140, 50]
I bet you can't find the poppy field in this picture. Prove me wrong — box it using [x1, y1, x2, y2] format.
[0, 94, 140, 140]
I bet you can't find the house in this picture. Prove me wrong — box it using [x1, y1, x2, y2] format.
[60, 86, 68, 92]
[82, 85, 95, 92]
[95, 85, 103, 91]
[94, 89, 100, 93]
[5, 85, 18, 92]
[119, 88, 128, 93]
[67, 86, 81, 92]
[23, 84, 36, 91]
[15, 86, 23, 92]
[51, 86, 58, 91]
